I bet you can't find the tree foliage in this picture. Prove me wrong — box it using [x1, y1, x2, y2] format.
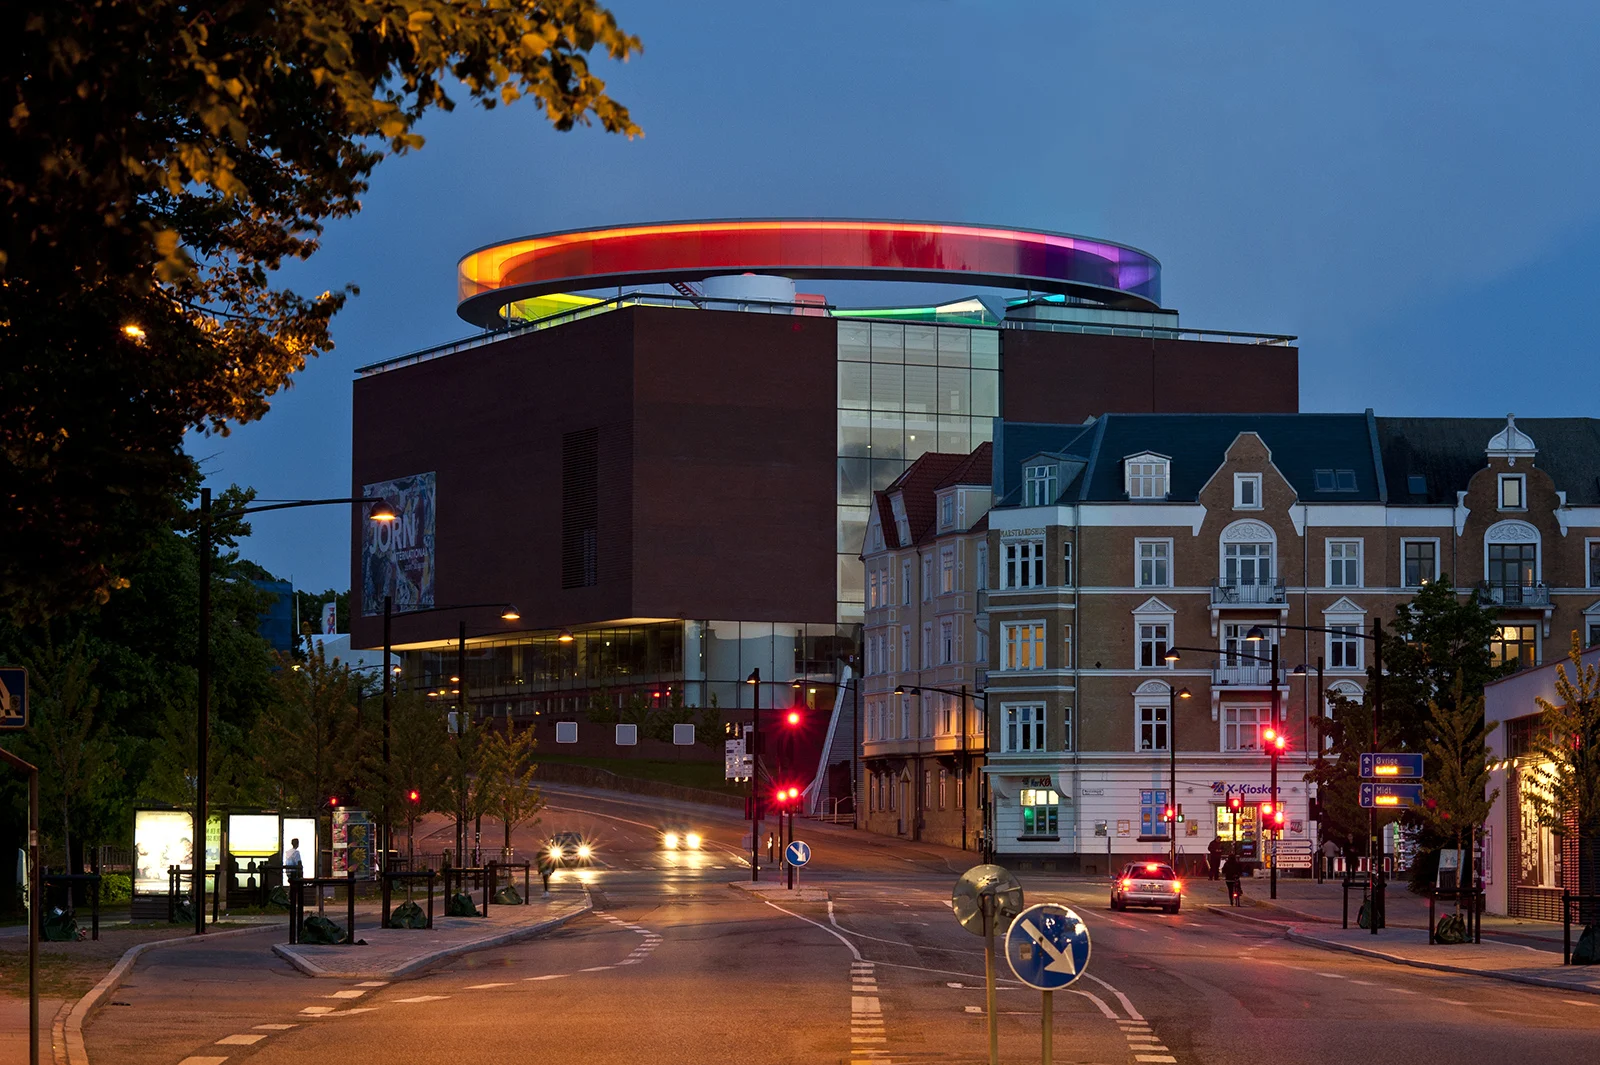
[2, 1, 640, 622]
[1526, 632, 1600, 837]
[254, 645, 361, 814]
[480, 720, 544, 855]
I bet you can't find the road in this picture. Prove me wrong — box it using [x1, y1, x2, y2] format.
[86, 788, 1600, 1065]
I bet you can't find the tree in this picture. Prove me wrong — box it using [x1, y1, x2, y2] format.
[358, 690, 449, 862]
[1525, 632, 1600, 915]
[1417, 681, 1498, 915]
[480, 721, 545, 859]
[255, 646, 360, 817]
[2, 1, 641, 623]
[437, 722, 492, 865]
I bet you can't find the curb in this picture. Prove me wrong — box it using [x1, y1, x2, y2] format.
[65, 923, 276, 1065]
[1205, 905, 1294, 932]
[726, 880, 831, 902]
[1283, 928, 1600, 997]
[270, 897, 593, 980]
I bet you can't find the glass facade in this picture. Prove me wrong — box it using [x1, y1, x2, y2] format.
[836, 320, 1000, 621]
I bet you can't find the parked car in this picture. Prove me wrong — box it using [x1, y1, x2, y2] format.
[1111, 861, 1183, 913]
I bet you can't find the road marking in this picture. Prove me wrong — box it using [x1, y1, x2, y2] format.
[1135, 1057, 1177, 1064]
[216, 1034, 267, 1045]
[394, 995, 450, 1003]
[1563, 998, 1600, 1007]
[1084, 972, 1144, 1020]
[252, 1024, 296, 1031]
[1385, 987, 1418, 994]
[580, 965, 614, 972]
[524, 974, 567, 981]
[325, 989, 366, 998]
[310, 1007, 378, 1016]
[355, 981, 389, 987]
[1437, 998, 1469, 1006]
[465, 982, 512, 989]
[1350, 980, 1376, 986]
[299, 1006, 335, 1015]
[178, 1058, 228, 1065]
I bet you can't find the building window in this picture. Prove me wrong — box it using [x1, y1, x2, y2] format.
[867, 570, 878, 609]
[901, 560, 912, 605]
[1061, 624, 1073, 670]
[941, 494, 956, 527]
[976, 627, 988, 667]
[1126, 454, 1169, 500]
[1588, 621, 1600, 649]
[1002, 539, 1046, 588]
[923, 557, 933, 601]
[939, 618, 955, 665]
[1234, 473, 1262, 509]
[1140, 789, 1172, 839]
[1223, 706, 1271, 751]
[1328, 623, 1362, 669]
[1588, 540, 1600, 589]
[976, 544, 989, 591]
[1138, 704, 1169, 752]
[922, 623, 932, 669]
[1138, 623, 1171, 669]
[1486, 542, 1537, 592]
[1004, 705, 1046, 752]
[1222, 623, 1275, 673]
[1490, 624, 1538, 671]
[1327, 539, 1362, 588]
[901, 627, 910, 671]
[938, 694, 954, 735]
[1001, 622, 1046, 671]
[1019, 786, 1060, 837]
[1025, 465, 1056, 506]
[1402, 539, 1438, 588]
[938, 768, 948, 811]
[1062, 541, 1073, 587]
[940, 547, 957, 594]
[1137, 539, 1171, 587]
[1498, 474, 1526, 510]
[1314, 469, 1358, 492]
[1223, 542, 1273, 588]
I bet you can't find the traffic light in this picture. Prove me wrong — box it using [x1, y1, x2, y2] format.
[328, 795, 340, 808]
[1263, 726, 1288, 753]
[1259, 800, 1274, 820]
[1308, 798, 1323, 821]
[1162, 805, 1176, 823]
[407, 788, 421, 804]
[1228, 795, 1243, 813]
[1271, 806, 1287, 830]
[785, 710, 801, 726]
[1176, 803, 1185, 824]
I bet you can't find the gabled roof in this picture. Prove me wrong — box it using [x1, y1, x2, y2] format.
[872, 444, 993, 551]
[936, 441, 993, 491]
[1377, 417, 1600, 505]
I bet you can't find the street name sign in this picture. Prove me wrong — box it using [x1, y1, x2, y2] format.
[1360, 753, 1424, 779]
[785, 840, 811, 868]
[0, 668, 27, 731]
[1359, 782, 1425, 808]
[1004, 903, 1091, 991]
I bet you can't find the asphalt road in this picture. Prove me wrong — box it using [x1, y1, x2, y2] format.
[85, 789, 1600, 1065]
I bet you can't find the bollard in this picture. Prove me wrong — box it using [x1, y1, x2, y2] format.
[346, 870, 356, 943]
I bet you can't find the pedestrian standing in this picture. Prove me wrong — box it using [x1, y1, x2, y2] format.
[1222, 852, 1243, 906]
[1319, 837, 1340, 880]
[1207, 835, 1224, 881]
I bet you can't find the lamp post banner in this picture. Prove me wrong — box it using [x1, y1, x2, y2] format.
[361, 472, 436, 616]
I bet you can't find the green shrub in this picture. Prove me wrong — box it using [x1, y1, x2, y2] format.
[97, 873, 132, 905]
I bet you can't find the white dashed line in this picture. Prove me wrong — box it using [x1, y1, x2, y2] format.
[216, 1034, 266, 1046]
[178, 1058, 228, 1065]
[325, 989, 366, 999]
[252, 1024, 297, 1031]
[355, 981, 389, 988]
[1135, 1057, 1177, 1064]
[394, 995, 450, 1003]
[1386, 987, 1418, 994]
[524, 974, 567, 981]
[580, 965, 614, 972]
[1315, 972, 1346, 980]
[1564, 998, 1600, 1007]
[1436, 998, 1470, 1006]
[465, 982, 513, 989]
[299, 1006, 335, 1015]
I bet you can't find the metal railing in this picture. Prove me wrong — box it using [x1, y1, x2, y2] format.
[1210, 661, 1286, 687]
[1210, 581, 1287, 606]
[1001, 317, 1297, 346]
[1479, 581, 1551, 606]
[286, 871, 359, 945]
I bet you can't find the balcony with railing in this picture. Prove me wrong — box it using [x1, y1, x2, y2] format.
[1210, 580, 1287, 607]
[1210, 660, 1287, 688]
[1479, 581, 1550, 607]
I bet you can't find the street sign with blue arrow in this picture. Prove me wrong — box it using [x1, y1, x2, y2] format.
[785, 840, 810, 868]
[1004, 903, 1091, 991]
[1359, 782, 1424, 808]
[1360, 753, 1424, 779]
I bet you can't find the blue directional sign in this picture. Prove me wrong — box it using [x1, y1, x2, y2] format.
[1359, 782, 1425, 809]
[0, 669, 27, 731]
[785, 840, 811, 868]
[1004, 903, 1091, 991]
[1360, 753, 1425, 780]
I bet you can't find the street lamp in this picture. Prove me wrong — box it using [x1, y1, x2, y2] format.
[894, 684, 989, 856]
[192, 490, 394, 936]
[1247, 620, 1386, 934]
[747, 668, 761, 882]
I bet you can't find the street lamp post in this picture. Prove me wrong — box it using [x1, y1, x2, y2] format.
[1167, 684, 1192, 869]
[747, 668, 761, 882]
[193, 492, 396, 936]
[896, 684, 988, 853]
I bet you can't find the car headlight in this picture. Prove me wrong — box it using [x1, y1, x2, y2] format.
[663, 832, 679, 849]
[685, 832, 702, 850]
[577, 844, 592, 859]
[548, 845, 564, 859]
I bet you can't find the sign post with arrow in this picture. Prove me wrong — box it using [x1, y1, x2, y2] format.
[952, 865, 1025, 1065]
[1005, 903, 1092, 1065]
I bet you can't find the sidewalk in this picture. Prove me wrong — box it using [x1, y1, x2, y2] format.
[272, 890, 592, 979]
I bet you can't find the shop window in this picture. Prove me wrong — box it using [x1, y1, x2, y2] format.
[1020, 786, 1059, 837]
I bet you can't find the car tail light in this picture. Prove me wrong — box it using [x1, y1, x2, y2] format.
[1172, 881, 1183, 893]
[1121, 878, 1133, 889]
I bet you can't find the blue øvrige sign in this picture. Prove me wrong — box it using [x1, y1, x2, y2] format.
[785, 840, 811, 868]
[1004, 903, 1091, 991]
[1360, 753, 1425, 780]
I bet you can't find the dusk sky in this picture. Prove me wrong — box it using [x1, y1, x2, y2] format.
[190, 2, 1600, 594]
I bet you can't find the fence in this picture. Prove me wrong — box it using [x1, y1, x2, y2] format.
[380, 871, 437, 929]
[1426, 888, 1483, 944]
[286, 871, 359, 945]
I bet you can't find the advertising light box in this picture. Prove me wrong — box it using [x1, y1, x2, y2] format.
[229, 814, 279, 856]
[134, 810, 197, 892]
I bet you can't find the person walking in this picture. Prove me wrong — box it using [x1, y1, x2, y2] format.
[1207, 836, 1224, 881]
[1319, 837, 1340, 881]
[1222, 851, 1243, 906]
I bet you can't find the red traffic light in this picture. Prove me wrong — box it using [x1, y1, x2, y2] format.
[1260, 801, 1274, 818]
[785, 710, 801, 726]
[328, 796, 340, 807]
[1228, 795, 1243, 812]
[1163, 806, 1175, 822]
[1272, 808, 1287, 828]
[788, 787, 800, 800]
[407, 789, 421, 803]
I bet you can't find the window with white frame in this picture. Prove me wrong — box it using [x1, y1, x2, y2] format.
[940, 546, 956, 594]
[976, 543, 989, 590]
[1402, 539, 1438, 588]
[1499, 474, 1526, 510]
[1234, 473, 1262, 509]
[1003, 704, 1046, 752]
[901, 560, 912, 605]
[1588, 619, 1600, 649]
[901, 694, 914, 739]
[941, 493, 956, 527]
[1328, 622, 1362, 669]
[1125, 454, 1170, 500]
[901, 627, 910, 671]
[1002, 539, 1046, 588]
[867, 570, 878, 608]
[1062, 541, 1073, 587]
[1221, 622, 1275, 671]
[920, 695, 932, 738]
[1019, 786, 1059, 836]
[1137, 539, 1171, 587]
[1025, 464, 1057, 506]
[1327, 539, 1362, 588]
[1223, 541, 1274, 587]
[1137, 623, 1171, 669]
[1589, 540, 1600, 589]
[976, 627, 989, 668]
[1001, 622, 1046, 670]
[939, 618, 954, 664]
[938, 694, 954, 735]
[1137, 704, 1169, 752]
[922, 557, 933, 601]
[1061, 624, 1073, 670]
[922, 623, 932, 669]
[1061, 706, 1073, 751]
[1223, 705, 1271, 751]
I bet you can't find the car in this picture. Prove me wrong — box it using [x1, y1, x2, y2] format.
[1111, 861, 1183, 913]
[545, 831, 593, 867]
[660, 825, 703, 851]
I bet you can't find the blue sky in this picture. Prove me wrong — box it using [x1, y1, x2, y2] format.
[191, 1, 1600, 592]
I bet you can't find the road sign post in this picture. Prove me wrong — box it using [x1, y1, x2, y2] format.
[1005, 903, 1092, 1065]
[952, 865, 1024, 1065]
[785, 840, 809, 890]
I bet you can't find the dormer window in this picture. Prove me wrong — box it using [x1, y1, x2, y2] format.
[1024, 464, 1056, 506]
[890, 495, 912, 545]
[1125, 454, 1169, 500]
[940, 493, 956, 528]
[1499, 474, 1526, 510]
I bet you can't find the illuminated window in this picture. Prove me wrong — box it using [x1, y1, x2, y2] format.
[1224, 706, 1270, 751]
[1498, 474, 1526, 510]
[1001, 622, 1046, 671]
[940, 547, 956, 593]
[1490, 624, 1537, 671]
[1019, 786, 1060, 837]
[1402, 539, 1438, 588]
[1126, 454, 1170, 500]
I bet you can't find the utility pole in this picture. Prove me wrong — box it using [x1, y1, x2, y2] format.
[1166, 684, 1190, 869]
[194, 487, 211, 936]
[1371, 616, 1385, 935]
[382, 594, 392, 870]
[748, 667, 761, 882]
[457, 620, 467, 866]
[1270, 639, 1281, 901]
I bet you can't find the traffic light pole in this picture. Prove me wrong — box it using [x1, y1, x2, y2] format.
[749, 668, 761, 882]
[1270, 641, 1280, 901]
[1371, 616, 1384, 935]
